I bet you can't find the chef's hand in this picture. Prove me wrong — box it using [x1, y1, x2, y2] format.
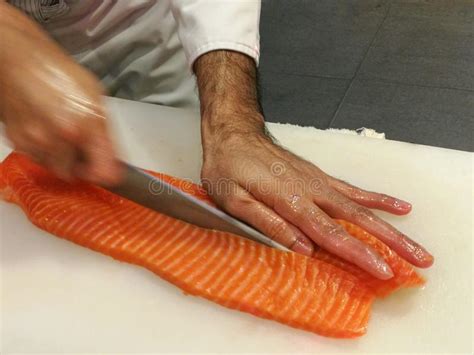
[0, 2, 121, 185]
[201, 129, 435, 279]
[195, 51, 434, 279]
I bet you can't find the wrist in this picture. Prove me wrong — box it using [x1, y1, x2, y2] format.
[195, 50, 269, 150]
[201, 112, 266, 145]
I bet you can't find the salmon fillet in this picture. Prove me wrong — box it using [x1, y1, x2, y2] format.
[316, 220, 425, 297]
[0, 152, 375, 338]
[149, 170, 425, 297]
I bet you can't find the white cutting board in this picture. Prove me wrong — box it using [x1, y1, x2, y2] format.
[1, 97, 472, 354]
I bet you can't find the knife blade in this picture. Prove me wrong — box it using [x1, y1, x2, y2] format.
[106, 163, 290, 251]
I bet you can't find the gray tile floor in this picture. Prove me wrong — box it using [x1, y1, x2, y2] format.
[259, 0, 474, 152]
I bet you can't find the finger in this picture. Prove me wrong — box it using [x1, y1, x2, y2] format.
[43, 139, 77, 181]
[6, 126, 49, 165]
[13, 142, 46, 165]
[20, 122, 76, 180]
[271, 194, 394, 279]
[69, 119, 122, 186]
[216, 185, 314, 256]
[81, 132, 122, 186]
[22, 122, 55, 153]
[288, 224, 320, 253]
[329, 178, 412, 215]
[21, 126, 76, 180]
[320, 191, 434, 268]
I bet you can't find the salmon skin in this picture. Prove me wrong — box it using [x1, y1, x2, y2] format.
[0, 152, 424, 338]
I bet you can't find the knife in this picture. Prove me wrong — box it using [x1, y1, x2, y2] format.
[106, 163, 290, 251]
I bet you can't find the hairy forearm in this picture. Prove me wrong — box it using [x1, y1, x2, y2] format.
[194, 51, 266, 143]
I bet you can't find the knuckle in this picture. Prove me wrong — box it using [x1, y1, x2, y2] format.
[205, 178, 237, 200]
[308, 178, 326, 196]
[25, 130, 50, 149]
[56, 113, 101, 140]
[57, 121, 81, 140]
[345, 183, 361, 195]
[324, 189, 342, 203]
[274, 194, 304, 214]
[325, 224, 346, 237]
[378, 193, 393, 203]
[318, 225, 350, 249]
[222, 194, 252, 214]
[265, 219, 289, 241]
[352, 205, 373, 220]
[306, 206, 327, 225]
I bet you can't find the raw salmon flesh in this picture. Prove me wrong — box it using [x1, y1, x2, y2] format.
[0, 152, 425, 338]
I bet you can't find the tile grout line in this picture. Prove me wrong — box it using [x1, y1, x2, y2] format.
[328, 3, 392, 127]
[262, 69, 350, 82]
[262, 69, 474, 94]
[356, 77, 474, 93]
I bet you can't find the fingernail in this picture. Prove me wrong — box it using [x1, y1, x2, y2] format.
[377, 262, 394, 280]
[292, 239, 314, 256]
[422, 253, 434, 267]
[415, 248, 434, 268]
[367, 249, 394, 279]
[403, 238, 434, 268]
[395, 199, 412, 211]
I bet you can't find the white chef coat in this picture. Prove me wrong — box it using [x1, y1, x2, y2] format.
[7, 0, 261, 108]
